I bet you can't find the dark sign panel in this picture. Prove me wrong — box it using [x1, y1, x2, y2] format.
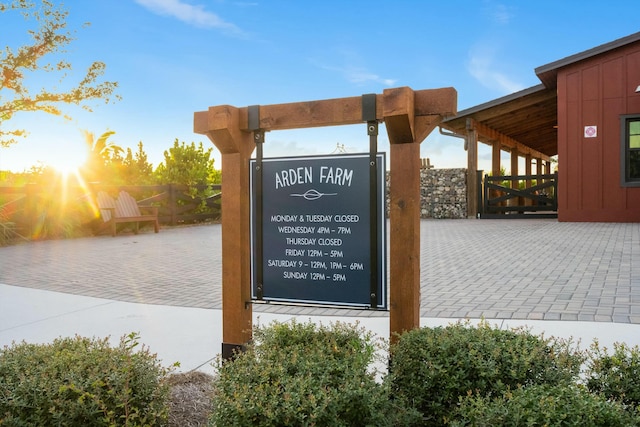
[250, 153, 386, 309]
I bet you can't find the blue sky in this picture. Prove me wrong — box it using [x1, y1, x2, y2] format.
[2, 0, 639, 173]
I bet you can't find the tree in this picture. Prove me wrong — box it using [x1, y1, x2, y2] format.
[155, 139, 219, 186]
[81, 130, 122, 182]
[0, 0, 120, 147]
[155, 140, 220, 211]
[121, 142, 154, 185]
[84, 130, 122, 161]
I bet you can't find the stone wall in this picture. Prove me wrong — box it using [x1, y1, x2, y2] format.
[419, 167, 467, 219]
[386, 167, 468, 219]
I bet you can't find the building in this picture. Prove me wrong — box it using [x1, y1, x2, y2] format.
[442, 32, 640, 222]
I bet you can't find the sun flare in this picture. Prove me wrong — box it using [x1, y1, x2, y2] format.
[48, 154, 86, 179]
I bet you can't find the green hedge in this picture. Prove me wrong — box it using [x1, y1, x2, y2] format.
[0, 333, 171, 426]
[388, 321, 584, 426]
[585, 340, 640, 407]
[210, 320, 420, 427]
[2, 321, 640, 426]
[452, 384, 639, 426]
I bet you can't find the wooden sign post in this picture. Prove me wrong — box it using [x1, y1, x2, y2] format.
[194, 86, 456, 356]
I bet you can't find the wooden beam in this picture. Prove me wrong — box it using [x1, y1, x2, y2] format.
[466, 87, 556, 122]
[219, 151, 253, 352]
[511, 149, 519, 206]
[525, 154, 533, 206]
[256, 97, 365, 130]
[414, 87, 457, 117]
[492, 141, 501, 177]
[194, 105, 254, 358]
[383, 87, 415, 144]
[194, 105, 255, 157]
[491, 141, 502, 207]
[406, 87, 456, 143]
[195, 87, 457, 137]
[389, 142, 421, 342]
[469, 119, 550, 162]
[511, 149, 519, 186]
[415, 115, 445, 145]
[466, 119, 478, 217]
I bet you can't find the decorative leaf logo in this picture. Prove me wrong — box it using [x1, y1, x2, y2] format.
[290, 189, 338, 200]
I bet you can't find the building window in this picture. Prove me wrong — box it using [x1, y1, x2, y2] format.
[621, 114, 640, 186]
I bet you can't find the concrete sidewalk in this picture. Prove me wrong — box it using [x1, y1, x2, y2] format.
[1, 219, 639, 372]
[3, 283, 640, 374]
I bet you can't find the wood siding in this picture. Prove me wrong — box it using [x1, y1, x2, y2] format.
[557, 43, 640, 221]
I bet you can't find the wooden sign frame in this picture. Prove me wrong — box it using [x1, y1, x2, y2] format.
[194, 86, 457, 358]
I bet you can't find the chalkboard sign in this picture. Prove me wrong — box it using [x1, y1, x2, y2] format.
[250, 153, 387, 309]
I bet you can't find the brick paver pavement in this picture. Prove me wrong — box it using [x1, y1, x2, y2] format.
[419, 220, 640, 323]
[1, 220, 638, 322]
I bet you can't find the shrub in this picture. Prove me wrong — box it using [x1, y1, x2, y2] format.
[210, 320, 421, 427]
[0, 333, 171, 426]
[451, 384, 640, 426]
[585, 340, 640, 407]
[388, 320, 583, 426]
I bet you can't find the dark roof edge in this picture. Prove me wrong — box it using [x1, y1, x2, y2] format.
[535, 31, 640, 76]
[443, 84, 548, 121]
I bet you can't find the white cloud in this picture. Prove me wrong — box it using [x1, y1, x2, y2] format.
[264, 136, 322, 158]
[317, 63, 395, 86]
[490, 3, 513, 24]
[134, 0, 245, 36]
[467, 44, 524, 94]
[310, 49, 397, 87]
[481, 0, 514, 25]
[338, 65, 397, 86]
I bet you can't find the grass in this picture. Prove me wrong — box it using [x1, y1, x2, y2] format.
[167, 371, 215, 426]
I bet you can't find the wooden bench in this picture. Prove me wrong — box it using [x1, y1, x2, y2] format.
[97, 191, 159, 236]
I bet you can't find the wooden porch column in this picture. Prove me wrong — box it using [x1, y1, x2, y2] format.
[466, 118, 478, 218]
[510, 148, 519, 191]
[492, 142, 502, 177]
[511, 149, 519, 207]
[491, 142, 502, 205]
[543, 160, 552, 190]
[525, 154, 532, 206]
[510, 149, 519, 180]
[534, 157, 543, 203]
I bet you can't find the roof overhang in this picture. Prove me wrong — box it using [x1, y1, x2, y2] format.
[441, 84, 557, 159]
[438, 32, 640, 163]
[536, 31, 640, 88]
